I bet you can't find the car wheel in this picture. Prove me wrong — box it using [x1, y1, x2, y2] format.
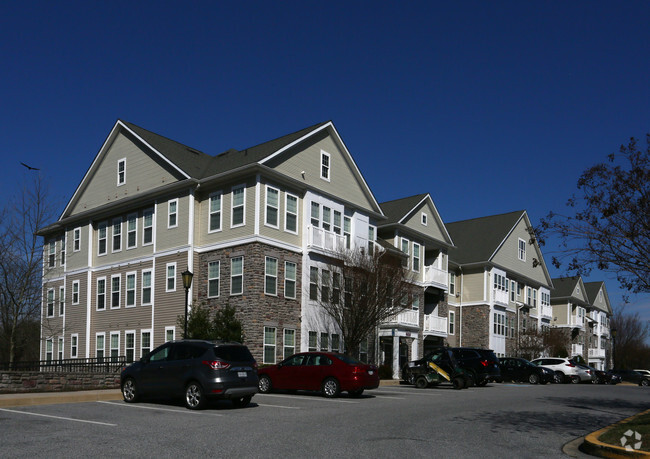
[185, 381, 206, 410]
[554, 372, 565, 384]
[258, 375, 272, 394]
[232, 395, 252, 408]
[405, 373, 416, 385]
[452, 376, 465, 390]
[415, 376, 428, 389]
[528, 373, 540, 385]
[570, 375, 580, 384]
[640, 379, 649, 387]
[349, 389, 364, 397]
[322, 377, 340, 398]
[122, 377, 139, 403]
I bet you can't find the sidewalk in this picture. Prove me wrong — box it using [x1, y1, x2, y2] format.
[0, 389, 121, 407]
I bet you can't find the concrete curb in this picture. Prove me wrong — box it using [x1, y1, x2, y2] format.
[0, 389, 122, 408]
[582, 409, 650, 458]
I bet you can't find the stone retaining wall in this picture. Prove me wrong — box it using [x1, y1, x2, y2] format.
[0, 371, 120, 393]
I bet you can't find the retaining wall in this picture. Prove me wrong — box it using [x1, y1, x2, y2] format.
[0, 371, 120, 393]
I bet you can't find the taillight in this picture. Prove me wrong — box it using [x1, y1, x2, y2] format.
[351, 366, 363, 373]
[566, 363, 575, 367]
[480, 360, 489, 367]
[203, 360, 230, 370]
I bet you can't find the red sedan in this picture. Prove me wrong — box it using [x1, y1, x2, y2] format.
[258, 352, 380, 398]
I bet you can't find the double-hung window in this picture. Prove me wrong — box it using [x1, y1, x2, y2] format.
[208, 261, 220, 297]
[60, 236, 65, 267]
[111, 275, 120, 309]
[333, 210, 341, 235]
[321, 270, 330, 302]
[401, 238, 409, 268]
[343, 216, 351, 248]
[125, 331, 135, 362]
[264, 327, 276, 364]
[209, 192, 222, 232]
[71, 334, 78, 358]
[59, 286, 65, 316]
[449, 311, 455, 334]
[412, 243, 421, 273]
[231, 185, 245, 227]
[117, 158, 126, 185]
[308, 331, 317, 351]
[73, 228, 81, 252]
[112, 218, 122, 252]
[140, 331, 151, 357]
[46, 289, 54, 317]
[284, 262, 296, 299]
[283, 329, 295, 359]
[72, 280, 80, 305]
[98, 222, 107, 255]
[230, 257, 243, 295]
[322, 207, 331, 231]
[110, 332, 120, 359]
[168, 199, 178, 228]
[309, 267, 318, 301]
[142, 270, 152, 305]
[166, 263, 176, 292]
[48, 241, 56, 267]
[45, 338, 53, 361]
[97, 278, 106, 310]
[127, 213, 137, 249]
[320, 332, 329, 351]
[368, 226, 376, 255]
[143, 209, 153, 245]
[518, 238, 526, 261]
[96, 333, 105, 361]
[449, 272, 456, 296]
[285, 194, 298, 233]
[320, 151, 330, 181]
[265, 186, 279, 228]
[265, 257, 277, 295]
[126, 272, 136, 307]
[310, 202, 320, 227]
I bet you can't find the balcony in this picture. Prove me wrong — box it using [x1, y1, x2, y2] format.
[423, 314, 448, 336]
[423, 265, 447, 289]
[492, 289, 509, 306]
[588, 348, 606, 359]
[570, 317, 585, 328]
[539, 305, 553, 319]
[383, 310, 419, 328]
[571, 344, 584, 356]
[307, 226, 346, 253]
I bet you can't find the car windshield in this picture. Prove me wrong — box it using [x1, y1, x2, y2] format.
[213, 345, 254, 362]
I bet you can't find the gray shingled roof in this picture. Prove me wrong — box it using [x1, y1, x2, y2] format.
[551, 277, 581, 297]
[446, 211, 524, 265]
[122, 120, 330, 179]
[379, 194, 428, 225]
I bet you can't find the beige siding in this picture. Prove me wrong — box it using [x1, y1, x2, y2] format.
[552, 302, 569, 325]
[491, 218, 550, 287]
[461, 269, 485, 303]
[402, 200, 449, 244]
[68, 132, 184, 216]
[155, 192, 191, 252]
[266, 132, 376, 213]
[65, 224, 90, 271]
[64, 273, 88, 358]
[152, 252, 188, 348]
[258, 179, 302, 246]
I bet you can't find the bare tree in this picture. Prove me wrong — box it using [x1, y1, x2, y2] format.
[314, 247, 416, 358]
[0, 176, 55, 364]
[538, 135, 650, 294]
[611, 304, 650, 369]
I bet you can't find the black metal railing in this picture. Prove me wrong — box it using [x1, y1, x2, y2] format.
[0, 356, 128, 373]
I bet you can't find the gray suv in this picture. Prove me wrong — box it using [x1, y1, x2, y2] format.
[120, 339, 258, 409]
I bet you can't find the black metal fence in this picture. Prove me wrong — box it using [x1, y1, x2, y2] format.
[0, 356, 127, 373]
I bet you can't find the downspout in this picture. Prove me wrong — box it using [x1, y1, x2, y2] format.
[458, 266, 463, 347]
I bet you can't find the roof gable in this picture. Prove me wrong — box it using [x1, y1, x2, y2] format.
[584, 281, 613, 314]
[551, 277, 590, 305]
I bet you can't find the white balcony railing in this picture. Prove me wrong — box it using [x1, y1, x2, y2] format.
[493, 289, 509, 306]
[588, 348, 606, 358]
[571, 344, 584, 356]
[307, 226, 346, 252]
[570, 317, 584, 328]
[424, 314, 448, 335]
[540, 305, 553, 318]
[383, 310, 419, 328]
[424, 265, 447, 287]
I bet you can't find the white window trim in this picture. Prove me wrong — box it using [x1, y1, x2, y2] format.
[45, 338, 53, 361]
[207, 261, 220, 298]
[421, 212, 428, 226]
[46, 288, 55, 317]
[283, 328, 295, 359]
[59, 286, 65, 316]
[265, 256, 278, 296]
[112, 218, 122, 253]
[57, 337, 63, 360]
[117, 158, 126, 186]
[448, 310, 455, 335]
[141, 269, 153, 306]
[125, 330, 136, 362]
[264, 185, 280, 229]
[168, 199, 178, 229]
[72, 280, 80, 305]
[412, 242, 421, 273]
[140, 329, 152, 358]
[126, 213, 138, 250]
[284, 193, 298, 234]
[143, 208, 154, 246]
[263, 326, 276, 364]
[96, 277, 106, 311]
[284, 261, 297, 299]
[70, 333, 78, 358]
[320, 150, 331, 181]
[231, 184, 246, 228]
[95, 332, 105, 359]
[110, 331, 120, 359]
[166, 262, 176, 293]
[98, 221, 108, 256]
[230, 256, 244, 296]
[73, 227, 81, 252]
[125, 271, 137, 308]
[110, 274, 121, 309]
[165, 326, 175, 342]
[518, 238, 526, 262]
[208, 191, 222, 233]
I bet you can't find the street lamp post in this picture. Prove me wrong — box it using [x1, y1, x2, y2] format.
[182, 269, 194, 339]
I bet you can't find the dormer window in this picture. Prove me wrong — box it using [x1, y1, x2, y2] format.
[321, 151, 330, 181]
[117, 158, 126, 186]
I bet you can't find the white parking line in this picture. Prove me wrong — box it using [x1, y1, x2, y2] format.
[0, 407, 116, 426]
[256, 403, 300, 409]
[372, 395, 405, 400]
[98, 401, 224, 416]
[256, 393, 359, 404]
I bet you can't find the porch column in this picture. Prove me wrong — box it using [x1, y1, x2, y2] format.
[392, 335, 400, 379]
[411, 337, 419, 360]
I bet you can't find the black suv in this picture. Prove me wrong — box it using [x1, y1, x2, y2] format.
[402, 347, 501, 386]
[120, 339, 259, 409]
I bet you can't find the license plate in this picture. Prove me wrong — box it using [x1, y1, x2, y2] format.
[368, 370, 374, 375]
[238, 371, 247, 378]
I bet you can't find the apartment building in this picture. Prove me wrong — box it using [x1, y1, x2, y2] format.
[445, 211, 554, 357]
[376, 194, 455, 378]
[38, 119, 385, 365]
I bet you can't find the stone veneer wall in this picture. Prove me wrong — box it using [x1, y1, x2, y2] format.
[195, 242, 302, 363]
[459, 305, 490, 349]
[0, 372, 120, 393]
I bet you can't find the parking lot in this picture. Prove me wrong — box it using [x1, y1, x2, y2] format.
[1, 383, 648, 458]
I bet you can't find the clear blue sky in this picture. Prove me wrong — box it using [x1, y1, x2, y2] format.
[1, 1, 648, 319]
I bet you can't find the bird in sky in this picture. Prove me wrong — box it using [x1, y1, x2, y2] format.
[20, 162, 39, 171]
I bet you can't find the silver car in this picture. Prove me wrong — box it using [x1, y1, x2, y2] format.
[530, 357, 588, 383]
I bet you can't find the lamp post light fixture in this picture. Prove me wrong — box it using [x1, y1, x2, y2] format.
[182, 269, 194, 338]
